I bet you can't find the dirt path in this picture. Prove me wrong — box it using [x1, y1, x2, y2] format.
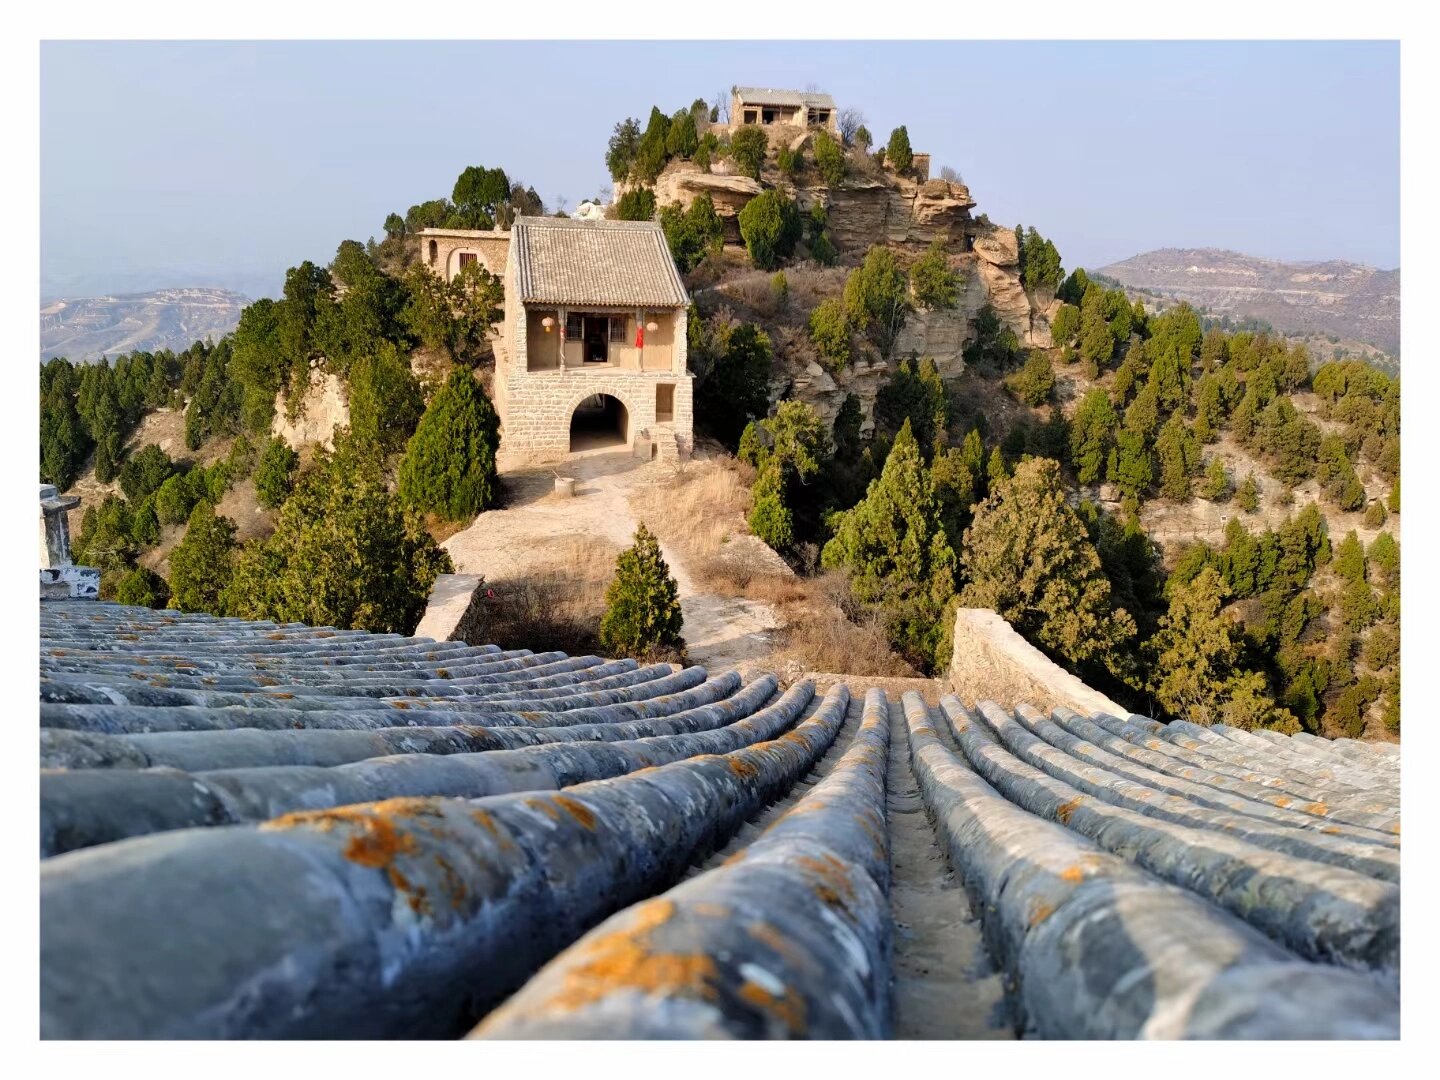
[442, 449, 779, 671]
[886, 697, 1014, 1039]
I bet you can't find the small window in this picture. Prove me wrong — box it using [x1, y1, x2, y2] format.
[816, 109, 831, 125]
[458, 252, 477, 270]
[609, 316, 627, 343]
[427, 239, 438, 265]
[656, 383, 675, 423]
[762, 108, 778, 124]
[743, 109, 758, 124]
[566, 313, 584, 339]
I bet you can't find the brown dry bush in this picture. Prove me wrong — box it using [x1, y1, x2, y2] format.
[771, 571, 920, 678]
[473, 536, 621, 657]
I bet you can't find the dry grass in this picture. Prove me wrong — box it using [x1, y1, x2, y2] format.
[769, 571, 920, 679]
[632, 456, 754, 563]
[476, 535, 622, 657]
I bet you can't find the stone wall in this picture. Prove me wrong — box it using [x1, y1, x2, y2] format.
[413, 574, 487, 643]
[945, 607, 1131, 718]
[420, 230, 511, 281]
[495, 369, 695, 467]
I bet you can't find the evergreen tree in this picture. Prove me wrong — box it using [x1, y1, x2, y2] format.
[875, 356, 948, 448]
[960, 457, 1135, 669]
[983, 445, 1008, 490]
[813, 129, 847, 187]
[738, 189, 802, 270]
[254, 437, 300, 509]
[1069, 388, 1116, 485]
[1364, 499, 1388, 528]
[748, 464, 794, 552]
[1110, 430, 1152, 510]
[1005, 351, 1054, 406]
[1147, 567, 1296, 731]
[117, 444, 175, 502]
[613, 187, 657, 221]
[808, 298, 852, 370]
[885, 126, 913, 173]
[832, 393, 864, 462]
[821, 420, 956, 670]
[729, 125, 769, 180]
[665, 108, 699, 159]
[39, 360, 92, 490]
[115, 565, 169, 609]
[1154, 415, 1200, 502]
[1332, 530, 1367, 584]
[348, 341, 425, 456]
[1237, 471, 1261, 513]
[1199, 456, 1231, 502]
[843, 246, 910, 357]
[1368, 532, 1400, 588]
[225, 440, 452, 634]
[659, 194, 724, 272]
[599, 523, 685, 658]
[397, 370, 501, 521]
[960, 428, 986, 496]
[168, 501, 237, 614]
[910, 241, 960, 309]
[692, 319, 773, 447]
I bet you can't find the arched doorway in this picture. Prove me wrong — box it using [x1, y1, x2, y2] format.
[569, 394, 629, 452]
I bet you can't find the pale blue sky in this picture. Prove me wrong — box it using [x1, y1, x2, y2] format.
[40, 40, 1399, 300]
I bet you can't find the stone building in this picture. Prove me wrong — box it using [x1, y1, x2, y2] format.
[729, 86, 839, 137]
[419, 216, 693, 468]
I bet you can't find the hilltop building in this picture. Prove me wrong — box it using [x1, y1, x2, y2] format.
[419, 216, 692, 467]
[729, 86, 838, 135]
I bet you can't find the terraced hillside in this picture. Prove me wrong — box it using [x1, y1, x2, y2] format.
[39, 602, 1400, 1040]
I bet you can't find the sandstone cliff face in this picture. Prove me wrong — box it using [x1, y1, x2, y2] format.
[272, 364, 349, 451]
[650, 165, 763, 244]
[971, 222, 1054, 348]
[795, 175, 976, 255]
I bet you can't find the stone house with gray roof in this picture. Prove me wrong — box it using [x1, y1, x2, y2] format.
[730, 86, 839, 135]
[419, 216, 693, 467]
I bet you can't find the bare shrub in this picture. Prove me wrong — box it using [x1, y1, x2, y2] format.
[771, 571, 919, 678]
[477, 536, 621, 656]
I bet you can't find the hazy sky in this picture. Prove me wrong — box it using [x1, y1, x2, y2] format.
[40, 40, 1399, 300]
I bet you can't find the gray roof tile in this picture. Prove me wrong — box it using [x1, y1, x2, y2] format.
[512, 216, 688, 309]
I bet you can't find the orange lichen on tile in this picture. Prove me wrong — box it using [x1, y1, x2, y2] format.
[1054, 797, 1085, 824]
[727, 757, 760, 779]
[1304, 802, 1330, 816]
[534, 899, 720, 1012]
[1027, 900, 1056, 927]
[738, 978, 808, 1034]
[554, 795, 598, 830]
[795, 853, 857, 910]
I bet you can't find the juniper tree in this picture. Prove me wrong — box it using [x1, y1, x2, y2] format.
[821, 420, 956, 670]
[1368, 532, 1400, 588]
[960, 457, 1135, 670]
[225, 440, 452, 634]
[843, 246, 909, 357]
[1077, 388, 1117, 486]
[168, 501, 237, 614]
[599, 523, 685, 658]
[1332, 531, 1367, 584]
[397, 370, 501, 522]
[1199, 457, 1231, 502]
[254, 438, 299, 509]
[1237, 471, 1261, 513]
[1146, 567, 1296, 731]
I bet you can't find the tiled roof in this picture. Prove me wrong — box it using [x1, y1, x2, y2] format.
[511, 216, 688, 309]
[38, 601, 1400, 1040]
[734, 86, 837, 109]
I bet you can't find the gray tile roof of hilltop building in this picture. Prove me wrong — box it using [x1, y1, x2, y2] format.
[511, 216, 689, 309]
[734, 86, 837, 109]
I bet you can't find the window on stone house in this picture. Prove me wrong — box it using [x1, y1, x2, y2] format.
[566, 312, 584, 339]
[743, 109, 758, 124]
[458, 252, 477, 270]
[762, 108, 778, 124]
[656, 383, 675, 423]
[609, 316, 627, 343]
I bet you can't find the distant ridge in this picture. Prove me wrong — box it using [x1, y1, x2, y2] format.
[39, 287, 248, 364]
[1092, 248, 1399, 359]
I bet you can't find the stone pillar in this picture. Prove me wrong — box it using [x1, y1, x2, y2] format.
[40, 485, 100, 600]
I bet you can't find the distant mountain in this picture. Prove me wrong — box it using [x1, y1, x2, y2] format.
[39, 288, 248, 365]
[1092, 248, 1400, 359]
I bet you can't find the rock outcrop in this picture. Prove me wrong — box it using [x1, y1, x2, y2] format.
[797, 175, 976, 254]
[271, 363, 349, 451]
[650, 164, 764, 244]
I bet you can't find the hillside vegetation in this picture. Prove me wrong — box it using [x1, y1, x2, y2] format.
[38, 88, 1400, 741]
